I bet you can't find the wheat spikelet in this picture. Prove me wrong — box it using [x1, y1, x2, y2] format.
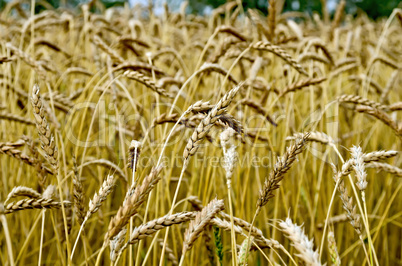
[279, 77, 326, 97]
[116, 35, 150, 48]
[304, 39, 335, 65]
[188, 195, 269, 243]
[366, 162, 402, 177]
[220, 128, 237, 189]
[279, 217, 322, 266]
[157, 77, 183, 88]
[0, 112, 35, 126]
[335, 57, 357, 68]
[31, 84, 59, 171]
[330, 63, 358, 78]
[125, 211, 196, 247]
[183, 83, 243, 162]
[351, 146, 368, 193]
[72, 156, 86, 225]
[286, 131, 335, 145]
[109, 228, 126, 263]
[123, 70, 172, 98]
[113, 61, 167, 77]
[2, 198, 71, 215]
[328, 231, 341, 266]
[356, 106, 401, 138]
[85, 175, 115, 222]
[389, 102, 402, 111]
[338, 94, 389, 111]
[5, 186, 42, 203]
[64, 67, 94, 77]
[105, 166, 163, 242]
[182, 199, 225, 254]
[298, 52, 332, 65]
[238, 236, 253, 265]
[332, 166, 362, 235]
[362, 150, 398, 162]
[43, 91, 74, 112]
[0, 139, 53, 175]
[257, 133, 309, 210]
[252, 41, 309, 76]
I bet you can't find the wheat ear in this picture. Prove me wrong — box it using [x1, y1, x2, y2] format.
[1, 198, 71, 214]
[256, 133, 309, 213]
[366, 162, 402, 177]
[181, 199, 225, 260]
[279, 217, 322, 266]
[286, 131, 335, 145]
[252, 41, 309, 76]
[72, 156, 86, 225]
[183, 83, 243, 164]
[328, 231, 341, 266]
[338, 94, 389, 111]
[71, 175, 116, 259]
[279, 77, 326, 97]
[31, 84, 58, 171]
[104, 166, 163, 242]
[123, 70, 172, 98]
[356, 106, 401, 138]
[116, 211, 197, 259]
[5, 186, 42, 203]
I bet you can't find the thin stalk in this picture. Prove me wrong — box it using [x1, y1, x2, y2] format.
[0, 214, 14, 266]
[38, 209, 45, 266]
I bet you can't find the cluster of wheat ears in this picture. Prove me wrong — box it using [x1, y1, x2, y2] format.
[0, 0, 401, 265]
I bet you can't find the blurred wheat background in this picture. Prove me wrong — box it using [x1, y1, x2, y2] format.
[0, 0, 401, 265]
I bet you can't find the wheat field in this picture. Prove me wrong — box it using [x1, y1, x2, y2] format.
[0, 1, 401, 265]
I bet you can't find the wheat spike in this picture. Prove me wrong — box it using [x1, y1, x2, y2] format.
[279, 217, 322, 266]
[257, 133, 309, 210]
[252, 41, 309, 76]
[105, 166, 163, 242]
[183, 83, 243, 163]
[31, 84, 59, 171]
[182, 199, 225, 254]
